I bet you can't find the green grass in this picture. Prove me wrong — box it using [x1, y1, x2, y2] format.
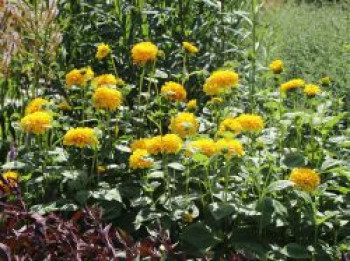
[264, 2, 350, 95]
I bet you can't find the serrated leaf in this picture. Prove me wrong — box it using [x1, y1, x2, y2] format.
[265, 180, 294, 194]
[181, 222, 218, 252]
[283, 153, 306, 168]
[209, 203, 236, 220]
[281, 243, 311, 259]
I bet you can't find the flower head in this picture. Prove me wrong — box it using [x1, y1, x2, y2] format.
[161, 81, 187, 101]
[63, 127, 99, 148]
[147, 134, 183, 155]
[131, 42, 158, 65]
[269, 59, 283, 74]
[320, 77, 331, 85]
[0, 171, 19, 195]
[25, 98, 49, 115]
[81, 66, 94, 82]
[131, 138, 152, 152]
[218, 118, 242, 135]
[93, 87, 122, 111]
[129, 149, 154, 169]
[66, 69, 85, 87]
[187, 99, 197, 110]
[96, 43, 111, 60]
[170, 112, 199, 138]
[187, 138, 217, 157]
[216, 138, 244, 157]
[20, 112, 52, 135]
[280, 78, 305, 92]
[203, 70, 239, 96]
[289, 168, 320, 192]
[208, 97, 224, 105]
[182, 42, 199, 54]
[304, 84, 322, 97]
[236, 114, 264, 132]
[92, 74, 124, 89]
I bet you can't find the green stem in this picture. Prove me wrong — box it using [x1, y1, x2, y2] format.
[224, 160, 231, 202]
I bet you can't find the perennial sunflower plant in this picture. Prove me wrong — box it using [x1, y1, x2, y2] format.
[92, 74, 124, 89]
[304, 84, 322, 97]
[131, 42, 158, 65]
[147, 134, 183, 155]
[280, 78, 305, 92]
[96, 43, 111, 60]
[25, 98, 49, 115]
[161, 81, 187, 102]
[216, 138, 244, 157]
[187, 138, 217, 157]
[93, 87, 122, 111]
[182, 41, 199, 54]
[203, 70, 239, 96]
[236, 114, 264, 132]
[289, 168, 320, 192]
[129, 149, 154, 169]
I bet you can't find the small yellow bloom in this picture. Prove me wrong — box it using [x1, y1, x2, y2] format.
[218, 118, 242, 135]
[20, 111, 52, 135]
[289, 168, 320, 192]
[147, 134, 183, 155]
[96, 43, 111, 60]
[129, 149, 154, 169]
[161, 81, 187, 101]
[63, 127, 99, 148]
[66, 69, 85, 87]
[170, 112, 199, 138]
[182, 42, 199, 54]
[93, 87, 122, 111]
[25, 98, 49, 115]
[320, 77, 331, 85]
[236, 114, 264, 132]
[131, 138, 152, 152]
[81, 66, 94, 82]
[131, 42, 158, 65]
[182, 211, 195, 223]
[269, 59, 283, 74]
[304, 84, 322, 97]
[0, 171, 19, 195]
[92, 74, 124, 89]
[187, 138, 217, 157]
[186, 99, 197, 110]
[216, 138, 244, 157]
[58, 101, 72, 111]
[203, 70, 239, 96]
[280, 78, 305, 92]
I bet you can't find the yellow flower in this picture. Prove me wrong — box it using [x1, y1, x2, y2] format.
[187, 138, 217, 157]
[236, 114, 264, 132]
[304, 84, 322, 97]
[186, 99, 197, 110]
[96, 43, 111, 60]
[93, 87, 122, 111]
[25, 98, 49, 115]
[161, 81, 187, 101]
[131, 42, 158, 65]
[289, 168, 320, 192]
[131, 138, 152, 152]
[81, 66, 94, 82]
[170, 112, 199, 138]
[182, 211, 195, 223]
[320, 77, 331, 85]
[58, 101, 72, 111]
[218, 118, 242, 135]
[92, 74, 124, 89]
[66, 69, 85, 87]
[269, 59, 283, 74]
[20, 111, 52, 135]
[0, 171, 19, 195]
[208, 97, 224, 105]
[203, 70, 239, 96]
[129, 149, 154, 169]
[216, 138, 244, 157]
[63, 127, 99, 148]
[280, 78, 305, 92]
[147, 134, 183, 155]
[182, 42, 199, 54]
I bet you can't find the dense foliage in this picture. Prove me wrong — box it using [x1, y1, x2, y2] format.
[0, 0, 349, 260]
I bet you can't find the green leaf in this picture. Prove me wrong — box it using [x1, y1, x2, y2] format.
[168, 162, 185, 171]
[209, 203, 236, 220]
[181, 222, 218, 252]
[281, 243, 311, 259]
[265, 180, 294, 194]
[283, 153, 306, 168]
